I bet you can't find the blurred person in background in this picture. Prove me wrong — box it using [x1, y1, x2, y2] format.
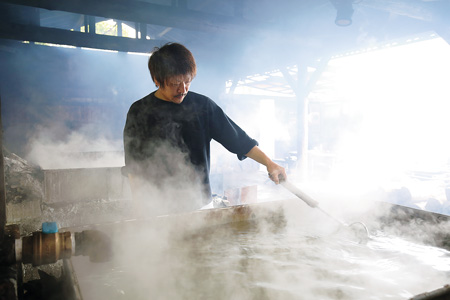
[123, 42, 286, 216]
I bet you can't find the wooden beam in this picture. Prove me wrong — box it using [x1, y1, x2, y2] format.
[0, 93, 5, 243]
[0, 21, 165, 53]
[0, 0, 267, 34]
[280, 68, 299, 95]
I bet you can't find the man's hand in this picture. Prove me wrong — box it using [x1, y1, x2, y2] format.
[267, 162, 287, 184]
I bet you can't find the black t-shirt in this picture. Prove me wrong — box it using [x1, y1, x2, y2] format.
[123, 91, 258, 203]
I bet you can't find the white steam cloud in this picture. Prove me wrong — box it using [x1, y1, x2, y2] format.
[26, 125, 124, 169]
[69, 200, 450, 300]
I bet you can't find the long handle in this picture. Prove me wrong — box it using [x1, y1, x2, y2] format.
[280, 181, 319, 208]
[280, 180, 347, 226]
[280, 180, 371, 240]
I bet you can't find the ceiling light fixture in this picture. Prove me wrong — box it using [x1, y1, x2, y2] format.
[331, 0, 354, 26]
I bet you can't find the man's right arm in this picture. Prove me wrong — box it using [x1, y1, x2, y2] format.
[245, 145, 287, 184]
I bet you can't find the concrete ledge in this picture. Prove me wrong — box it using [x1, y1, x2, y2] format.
[44, 167, 131, 204]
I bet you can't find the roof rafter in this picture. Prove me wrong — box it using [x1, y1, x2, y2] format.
[0, 0, 269, 34]
[0, 21, 164, 52]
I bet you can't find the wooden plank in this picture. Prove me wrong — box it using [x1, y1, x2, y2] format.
[0, 21, 164, 52]
[0, 0, 264, 34]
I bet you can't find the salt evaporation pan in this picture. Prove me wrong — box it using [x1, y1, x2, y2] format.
[69, 205, 450, 300]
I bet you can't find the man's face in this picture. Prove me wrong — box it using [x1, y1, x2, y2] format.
[155, 75, 192, 104]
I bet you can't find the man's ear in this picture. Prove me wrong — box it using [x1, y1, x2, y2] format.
[154, 78, 161, 88]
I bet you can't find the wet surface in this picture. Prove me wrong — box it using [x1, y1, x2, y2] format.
[71, 216, 450, 300]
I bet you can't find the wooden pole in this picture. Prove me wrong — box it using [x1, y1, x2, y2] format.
[0, 93, 6, 242]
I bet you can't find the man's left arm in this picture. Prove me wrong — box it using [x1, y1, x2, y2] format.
[245, 146, 287, 184]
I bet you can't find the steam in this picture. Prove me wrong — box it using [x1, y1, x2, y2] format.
[298, 35, 450, 216]
[2, 18, 450, 300]
[127, 142, 207, 217]
[70, 200, 450, 300]
[26, 125, 124, 169]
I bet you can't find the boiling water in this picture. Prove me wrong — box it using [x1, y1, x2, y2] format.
[71, 217, 450, 300]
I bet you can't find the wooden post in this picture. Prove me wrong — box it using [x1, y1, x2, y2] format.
[296, 62, 309, 179]
[280, 64, 308, 178]
[139, 23, 147, 39]
[88, 15, 96, 34]
[281, 57, 330, 179]
[0, 93, 6, 242]
[117, 20, 123, 37]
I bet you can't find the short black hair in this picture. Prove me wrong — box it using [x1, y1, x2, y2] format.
[148, 43, 197, 88]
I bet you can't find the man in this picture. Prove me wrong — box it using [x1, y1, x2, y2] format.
[123, 43, 286, 216]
